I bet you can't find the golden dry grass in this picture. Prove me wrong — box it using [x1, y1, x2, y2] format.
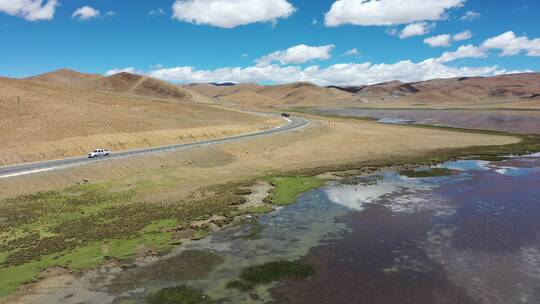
[0, 77, 279, 165]
[0, 115, 519, 200]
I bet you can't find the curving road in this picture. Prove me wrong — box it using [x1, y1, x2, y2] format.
[0, 116, 309, 179]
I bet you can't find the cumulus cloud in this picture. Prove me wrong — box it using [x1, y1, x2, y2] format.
[72, 6, 100, 20]
[171, 0, 296, 28]
[460, 11, 480, 21]
[424, 34, 452, 47]
[482, 31, 540, 57]
[399, 22, 434, 39]
[256, 44, 336, 65]
[325, 0, 464, 27]
[453, 30, 472, 41]
[149, 8, 165, 17]
[434, 44, 487, 63]
[146, 59, 500, 87]
[424, 30, 472, 47]
[342, 48, 360, 56]
[105, 67, 139, 76]
[0, 0, 58, 21]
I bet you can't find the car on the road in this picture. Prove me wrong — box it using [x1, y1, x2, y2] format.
[88, 149, 111, 158]
[281, 113, 290, 118]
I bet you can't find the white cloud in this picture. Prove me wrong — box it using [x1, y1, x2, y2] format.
[386, 28, 398, 36]
[424, 31, 472, 47]
[0, 0, 58, 21]
[105, 11, 115, 18]
[482, 31, 540, 57]
[342, 48, 360, 56]
[146, 59, 500, 87]
[453, 30, 472, 41]
[72, 6, 100, 20]
[460, 11, 480, 21]
[324, 0, 464, 27]
[105, 67, 139, 76]
[149, 8, 165, 17]
[434, 44, 487, 63]
[399, 22, 434, 39]
[171, 0, 296, 28]
[256, 44, 336, 65]
[424, 34, 452, 47]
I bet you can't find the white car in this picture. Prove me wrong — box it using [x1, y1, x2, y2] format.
[88, 149, 111, 158]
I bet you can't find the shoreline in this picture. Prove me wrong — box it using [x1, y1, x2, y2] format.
[1, 116, 539, 302]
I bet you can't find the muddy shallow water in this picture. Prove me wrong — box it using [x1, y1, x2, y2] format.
[310, 108, 540, 134]
[23, 154, 540, 304]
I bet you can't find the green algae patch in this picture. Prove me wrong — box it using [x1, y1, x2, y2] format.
[110, 250, 224, 292]
[0, 218, 179, 297]
[244, 205, 274, 214]
[0, 179, 248, 298]
[147, 286, 213, 304]
[471, 155, 510, 162]
[226, 260, 315, 291]
[238, 219, 264, 240]
[399, 168, 456, 178]
[266, 176, 324, 206]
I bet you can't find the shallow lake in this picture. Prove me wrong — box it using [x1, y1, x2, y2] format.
[310, 108, 540, 134]
[39, 154, 539, 304]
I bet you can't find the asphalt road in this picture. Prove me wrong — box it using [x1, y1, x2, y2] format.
[0, 116, 309, 179]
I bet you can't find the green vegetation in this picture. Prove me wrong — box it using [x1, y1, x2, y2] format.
[236, 219, 265, 240]
[2, 109, 540, 299]
[399, 168, 456, 178]
[288, 133, 540, 178]
[244, 205, 274, 214]
[266, 176, 324, 205]
[472, 155, 510, 162]
[147, 286, 213, 304]
[110, 250, 224, 292]
[191, 228, 209, 241]
[0, 181, 253, 297]
[226, 260, 315, 291]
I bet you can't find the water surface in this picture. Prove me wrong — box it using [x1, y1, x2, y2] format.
[311, 108, 540, 134]
[26, 155, 540, 304]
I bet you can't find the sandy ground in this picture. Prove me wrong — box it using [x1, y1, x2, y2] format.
[0, 115, 519, 201]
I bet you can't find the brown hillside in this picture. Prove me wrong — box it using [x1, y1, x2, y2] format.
[26, 70, 212, 102]
[25, 69, 105, 86]
[347, 73, 540, 104]
[185, 82, 355, 108]
[0, 75, 279, 165]
[100, 72, 199, 101]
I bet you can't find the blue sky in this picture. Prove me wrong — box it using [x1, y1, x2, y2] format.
[0, 0, 539, 85]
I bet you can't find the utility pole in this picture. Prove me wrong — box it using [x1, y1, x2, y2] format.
[17, 96, 21, 116]
[70, 77, 74, 103]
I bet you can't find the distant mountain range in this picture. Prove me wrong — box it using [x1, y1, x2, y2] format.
[8, 69, 540, 107]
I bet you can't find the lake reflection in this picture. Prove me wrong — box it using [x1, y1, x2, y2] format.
[311, 108, 540, 135]
[41, 156, 539, 304]
[273, 155, 540, 304]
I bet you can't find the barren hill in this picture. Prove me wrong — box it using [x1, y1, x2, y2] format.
[25, 69, 105, 86]
[26, 70, 210, 102]
[0, 73, 279, 165]
[98, 72, 200, 101]
[185, 82, 355, 108]
[334, 73, 540, 104]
